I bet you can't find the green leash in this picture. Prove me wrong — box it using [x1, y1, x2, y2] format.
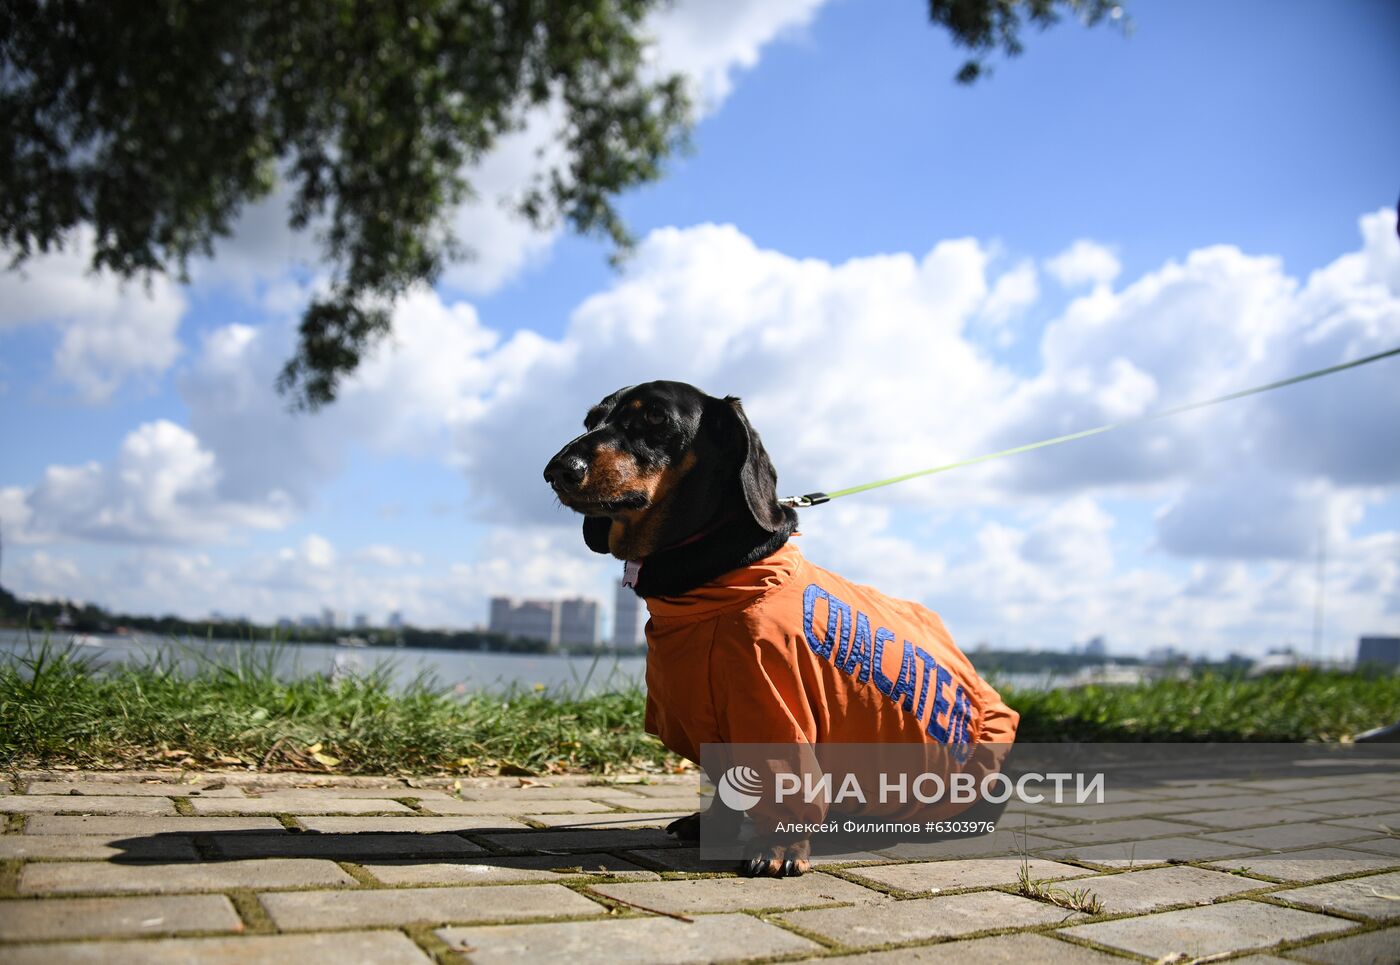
[777, 344, 1400, 509]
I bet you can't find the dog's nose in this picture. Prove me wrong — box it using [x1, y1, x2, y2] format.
[543, 453, 588, 489]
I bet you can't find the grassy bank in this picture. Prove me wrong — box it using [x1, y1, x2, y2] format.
[3, 644, 1398, 774]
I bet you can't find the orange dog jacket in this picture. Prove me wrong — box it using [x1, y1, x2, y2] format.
[641, 540, 1019, 767]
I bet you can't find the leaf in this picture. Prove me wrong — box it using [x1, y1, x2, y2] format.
[311, 752, 341, 768]
[306, 742, 323, 755]
[517, 778, 552, 789]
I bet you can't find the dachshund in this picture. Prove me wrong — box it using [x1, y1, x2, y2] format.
[544, 381, 1018, 876]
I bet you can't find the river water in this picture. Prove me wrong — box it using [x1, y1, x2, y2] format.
[0, 628, 646, 695]
[0, 628, 1060, 695]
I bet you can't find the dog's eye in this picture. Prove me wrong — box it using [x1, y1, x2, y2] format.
[644, 409, 666, 426]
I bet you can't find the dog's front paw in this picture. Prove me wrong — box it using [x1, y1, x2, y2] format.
[741, 836, 811, 877]
[665, 812, 703, 841]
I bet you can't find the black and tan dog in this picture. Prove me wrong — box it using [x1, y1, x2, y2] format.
[544, 381, 1019, 876]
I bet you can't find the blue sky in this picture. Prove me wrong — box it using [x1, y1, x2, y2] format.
[2, 0, 1398, 658]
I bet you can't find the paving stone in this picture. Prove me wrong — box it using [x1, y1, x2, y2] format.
[1286, 925, 1400, 963]
[0, 930, 433, 964]
[20, 856, 355, 894]
[0, 834, 199, 860]
[1041, 835, 1258, 866]
[622, 846, 883, 872]
[1067, 865, 1263, 913]
[1181, 806, 1340, 830]
[0, 795, 177, 815]
[23, 815, 287, 835]
[186, 796, 414, 815]
[610, 783, 702, 798]
[1233, 779, 1375, 795]
[1206, 848, 1398, 882]
[473, 826, 678, 852]
[1142, 783, 1254, 799]
[1271, 870, 1400, 920]
[791, 932, 1125, 963]
[1030, 800, 1198, 821]
[782, 890, 1077, 947]
[525, 811, 690, 829]
[1293, 798, 1400, 818]
[363, 853, 658, 885]
[1201, 823, 1373, 851]
[612, 797, 708, 812]
[249, 786, 452, 800]
[1035, 817, 1205, 844]
[293, 814, 527, 833]
[590, 870, 883, 914]
[1060, 900, 1354, 958]
[419, 798, 615, 815]
[25, 781, 247, 798]
[845, 856, 1089, 893]
[1283, 785, 1394, 803]
[1323, 812, 1400, 832]
[210, 831, 484, 859]
[1346, 837, 1400, 858]
[438, 911, 820, 964]
[454, 786, 646, 802]
[0, 894, 242, 942]
[1183, 794, 1311, 811]
[260, 883, 604, 930]
[871, 830, 1067, 860]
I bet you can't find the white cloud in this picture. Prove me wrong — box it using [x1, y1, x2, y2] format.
[646, 0, 827, 110]
[355, 545, 426, 568]
[0, 229, 185, 401]
[1045, 239, 1121, 288]
[979, 259, 1039, 330]
[9, 420, 294, 545]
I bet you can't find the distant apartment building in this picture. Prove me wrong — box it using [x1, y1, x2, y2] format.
[489, 596, 600, 650]
[387, 610, 404, 630]
[558, 598, 601, 649]
[1083, 636, 1108, 659]
[1356, 636, 1400, 670]
[613, 580, 645, 650]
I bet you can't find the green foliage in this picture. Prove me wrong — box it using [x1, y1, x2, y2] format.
[2, 0, 1129, 408]
[1, 641, 670, 774]
[1006, 669, 1400, 742]
[929, 0, 1129, 83]
[1, 0, 690, 408]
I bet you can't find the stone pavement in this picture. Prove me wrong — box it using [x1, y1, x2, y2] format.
[2, 766, 1397, 963]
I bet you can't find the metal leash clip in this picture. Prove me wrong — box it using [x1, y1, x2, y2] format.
[778, 492, 830, 509]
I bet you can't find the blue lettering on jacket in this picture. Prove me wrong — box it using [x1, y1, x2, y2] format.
[801, 583, 979, 752]
[802, 584, 833, 658]
[890, 641, 918, 712]
[926, 664, 954, 742]
[871, 627, 896, 696]
[912, 647, 935, 720]
[842, 612, 873, 684]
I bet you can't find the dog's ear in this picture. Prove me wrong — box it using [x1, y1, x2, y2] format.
[718, 396, 788, 534]
[582, 516, 612, 554]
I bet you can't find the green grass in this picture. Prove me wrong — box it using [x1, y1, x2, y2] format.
[0, 642, 675, 776]
[1005, 669, 1400, 742]
[2, 642, 1397, 774]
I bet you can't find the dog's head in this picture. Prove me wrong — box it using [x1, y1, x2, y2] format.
[543, 381, 789, 560]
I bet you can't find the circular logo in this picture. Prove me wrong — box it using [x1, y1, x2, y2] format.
[716, 764, 764, 811]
